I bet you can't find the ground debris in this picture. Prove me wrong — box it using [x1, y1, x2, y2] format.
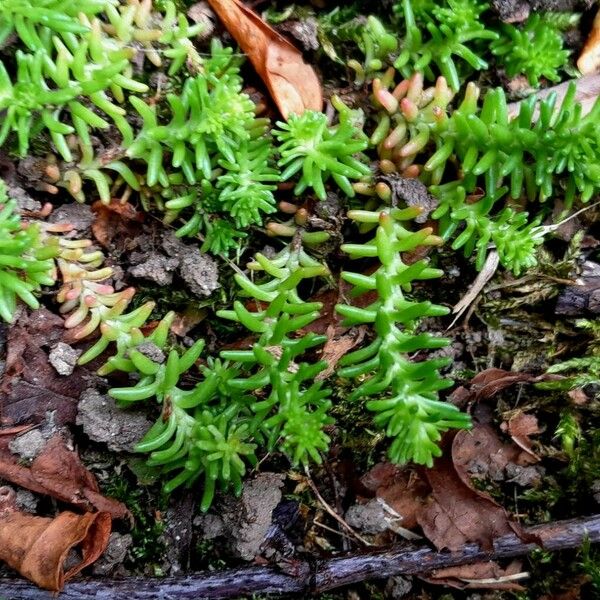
[76, 389, 152, 453]
[1, 309, 89, 426]
[196, 473, 285, 561]
[0, 434, 129, 519]
[48, 343, 82, 376]
[92, 533, 132, 576]
[0, 486, 111, 592]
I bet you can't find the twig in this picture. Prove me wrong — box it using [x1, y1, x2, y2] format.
[304, 466, 373, 547]
[0, 514, 599, 599]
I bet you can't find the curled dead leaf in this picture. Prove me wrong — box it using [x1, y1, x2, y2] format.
[417, 441, 520, 552]
[0, 434, 129, 520]
[0, 486, 111, 592]
[206, 0, 322, 118]
[450, 367, 557, 407]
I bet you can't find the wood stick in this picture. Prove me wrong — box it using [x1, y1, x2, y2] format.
[0, 514, 598, 599]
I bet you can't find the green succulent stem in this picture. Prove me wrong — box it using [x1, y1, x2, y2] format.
[336, 207, 471, 466]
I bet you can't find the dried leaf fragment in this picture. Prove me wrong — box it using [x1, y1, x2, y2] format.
[0, 486, 111, 591]
[427, 560, 527, 590]
[502, 411, 541, 461]
[0, 434, 129, 520]
[578, 10, 600, 75]
[417, 448, 518, 552]
[206, 0, 322, 118]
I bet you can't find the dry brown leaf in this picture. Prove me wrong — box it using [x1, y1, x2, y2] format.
[453, 419, 540, 481]
[0, 486, 111, 592]
[502, 411, 541, 461]
[91, 199, 143, 248]
[453, 424, 524, 481]
[170, 306, 207, 337]
[416, 440, 521, 552]
[0, 434, 129, 520]
[427, 559, 526, 590]
[450, 367, 556, 407]
[206, 0, 322, 118]
[375, 470, 429, 530]
[317, 324, 366, 380]
[1, 308, 88, 426]
[578, 10, 600, 75]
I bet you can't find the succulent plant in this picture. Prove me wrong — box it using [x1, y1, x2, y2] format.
[0, 0, 114, 50]
[367, 71, 600, 271]
[56, 237, 138, 340]
[275, 108, 371, 201]
[393, 0, 498, 91]
[492, 14, 570, 86]
[0, 181, 58, 322]
[336, 207, 471, 466]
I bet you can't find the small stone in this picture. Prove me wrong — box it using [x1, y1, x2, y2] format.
[178, 248, 219, 298]
[345, 499, 388, 534]
[136, 342, 166, 364]
[232, 473, 285, 560]
[491, 0, 530, 22]
[48, 204, 94, 237]
[49, 342, 82, 376]
[128, 252, 179, 286]
[15, 490, 38, 513]
[506, 464, 544, 487]
[9, 428, 46, 460]
[201, 473, 285, 561]
[378, 175, 438, 223]
[92, 533, 132, 576]
[77, 389, 152, 452]
[7, 183, 41, 212]
[276, 18, 319, 51]
[385, 575, 413, 598]
[194, 513, 225, 539]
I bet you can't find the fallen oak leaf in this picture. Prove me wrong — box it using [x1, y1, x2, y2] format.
[0, 486, 111, 592]
[206, 0, 322, 118]
[416, 433, 540, 552]
[417, 444, 514, 552]
[577, 9, 600, 75]
[0, 434, 129, 520]
[453, 422, 537, 481]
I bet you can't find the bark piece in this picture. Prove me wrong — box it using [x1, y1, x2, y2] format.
[1, 514, 599, 599]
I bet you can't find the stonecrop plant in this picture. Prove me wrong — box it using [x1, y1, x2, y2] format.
[393, 0, 498, 91]
[104, 235, 334, 510]
[126, 39, 279, 255]
[0, 181, 58, 322]
[365, 70, 600, 273]
[492, 14, 570, 86]
[336, 207, 471, 466]
[275, 107, 371, 201]
[0, 0, 114, 50]
[2, 0, 592, 518]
